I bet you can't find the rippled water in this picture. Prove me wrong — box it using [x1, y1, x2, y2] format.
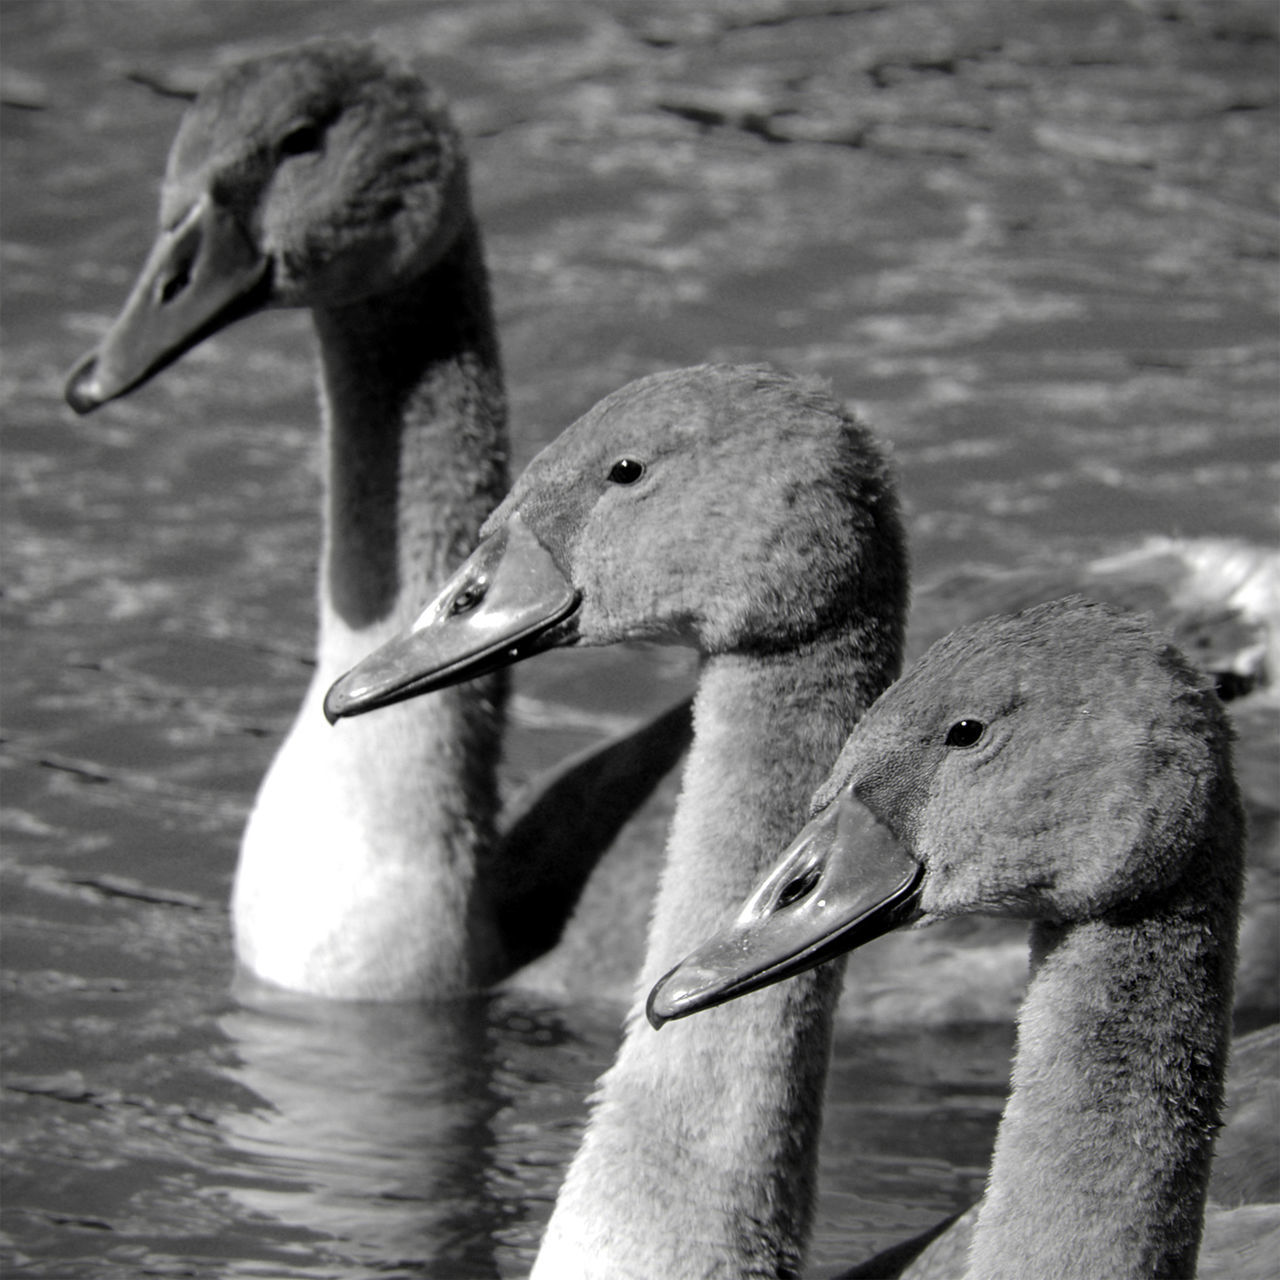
[2, 2, 1276, 1276]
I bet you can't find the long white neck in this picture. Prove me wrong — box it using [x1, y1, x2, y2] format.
[967, 794, 1242, 1280]
[533, 627, 898, 1279]
[232, 217, 510, 999]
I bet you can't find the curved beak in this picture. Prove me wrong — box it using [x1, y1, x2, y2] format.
[646, 791, 923, 1027]
[324, 514, 580, 723]
[65, 193, 271, 414]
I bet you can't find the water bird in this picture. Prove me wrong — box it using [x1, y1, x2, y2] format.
[871, 534, 1279, 1026]
[652, 596, 1278, 1279]
[64, 39, 688, 1000]
[327, 361, 911, 1276]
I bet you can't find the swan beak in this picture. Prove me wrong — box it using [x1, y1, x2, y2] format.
[324, 514, 581, 723]
[65, 193, 270, 413]
[646, 792, 923, 1027]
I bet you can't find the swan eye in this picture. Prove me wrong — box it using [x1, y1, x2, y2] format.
[607, 458, 644, 485]
[279, 123, 324, 157]
[944, 719, 985, 748]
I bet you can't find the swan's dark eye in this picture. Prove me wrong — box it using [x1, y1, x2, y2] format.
[945, 719, 985, 748]
[280, 123, 324, 157]
[607, 458, 644, 485]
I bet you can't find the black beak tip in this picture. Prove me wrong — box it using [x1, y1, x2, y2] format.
[323, 669, 413, 724]
[65, 354, 103, 415]
[322, 683, 354, 725]
[646, 961, 705, 1029]
[644, 983, 671, 1031]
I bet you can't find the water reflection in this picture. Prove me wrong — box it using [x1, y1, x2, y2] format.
[217, 992, 509, 1277]
[210, 989, 624, 1278]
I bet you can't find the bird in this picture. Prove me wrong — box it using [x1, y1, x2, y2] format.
[833, 532, 1279, 1030]
[63, 38, 689, 1000]
[325, 361, 912, 1277]
[651, 595, 1279, 1279]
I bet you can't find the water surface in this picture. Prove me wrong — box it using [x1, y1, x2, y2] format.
[2, 2, 1276, 1276]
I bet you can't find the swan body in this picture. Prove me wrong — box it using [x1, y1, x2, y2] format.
[326, 362, 910, 1276]
[64, 40, 688, 999]
[654, 596, 1278, 1279]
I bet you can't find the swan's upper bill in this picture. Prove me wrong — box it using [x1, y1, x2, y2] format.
[65, 191, 271, 411]
[65, 39, 468, 413]
[650, 595, 1238, 1022]
[324, 514, 581, 722]
[648, 801, 921, 1026]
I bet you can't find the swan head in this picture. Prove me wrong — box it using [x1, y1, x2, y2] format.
[66, 39, 470, 412]
[648, 596, 1240, 1026]
[324, 363, 907, 720]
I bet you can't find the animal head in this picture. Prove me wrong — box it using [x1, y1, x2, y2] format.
[66, 40, 471, 411]
[648, 597, 1240, 1025]
[325, 364, 907, 720]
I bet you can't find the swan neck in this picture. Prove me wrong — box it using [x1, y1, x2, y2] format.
[533, 627, 901, 1279]
[969, 798, 1243, 1280]
[313, 215, 507, 635]
[230, 216, 508, 999]
[641, 635, 894, 983]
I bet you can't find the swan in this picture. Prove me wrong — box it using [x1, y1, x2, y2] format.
[62, 39, 689, 1000]
[651, 596, 1279, 1279]
[326, 361, 911, 1276]
[842, 533, 1279, 1029]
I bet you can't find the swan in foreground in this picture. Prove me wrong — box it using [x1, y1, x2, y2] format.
[326, 362, 911, 1276]
[652, 596, 1278, 1279]
[64, 39, 688, 999]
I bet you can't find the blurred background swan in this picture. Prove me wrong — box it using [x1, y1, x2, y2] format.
[61, 37, 690, 1002]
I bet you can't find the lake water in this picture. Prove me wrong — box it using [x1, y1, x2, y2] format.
[2, 1, 1276, 1276]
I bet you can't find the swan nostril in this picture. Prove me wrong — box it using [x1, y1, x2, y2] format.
[157, 261, 193, 306]
[776, 864, 822, 910]
[450, 580, 487, 615]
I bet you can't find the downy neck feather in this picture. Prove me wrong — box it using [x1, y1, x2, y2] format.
[967, 773, 1242, 1280]
[534, 622, 899, 1279]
